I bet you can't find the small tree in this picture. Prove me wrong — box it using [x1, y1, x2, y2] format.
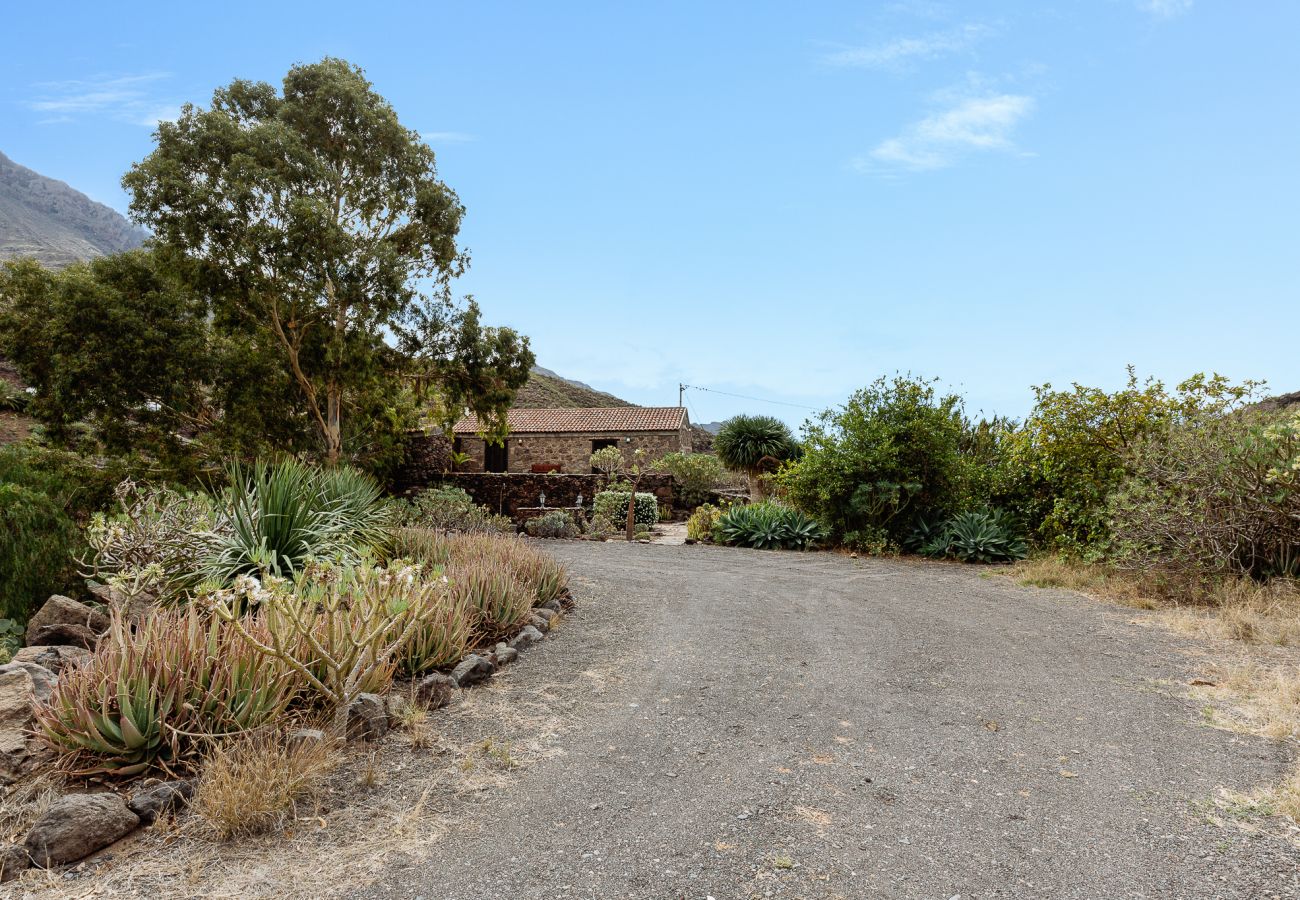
[713, 415, 799, 499]
[591, 445, 648, 541]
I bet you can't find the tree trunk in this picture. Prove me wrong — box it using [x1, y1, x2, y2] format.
[625, 475, 640, 542]
[748, 471, 764, 501]
[325, 382, 342, 465]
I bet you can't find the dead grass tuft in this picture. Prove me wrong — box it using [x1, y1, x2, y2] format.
[191, 729, 343, 840]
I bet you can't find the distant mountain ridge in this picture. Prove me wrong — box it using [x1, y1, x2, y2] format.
[516, 366, 637, 410]
[0, 150, 145, 269]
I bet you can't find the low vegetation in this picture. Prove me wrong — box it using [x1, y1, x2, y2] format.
[711, 501, 825, 551]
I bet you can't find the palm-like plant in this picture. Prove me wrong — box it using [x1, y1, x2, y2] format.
[714, 415, 799, 499]
[209, 459, 392, 582]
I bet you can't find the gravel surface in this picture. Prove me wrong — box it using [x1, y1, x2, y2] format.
[360, 542, 1300, 900]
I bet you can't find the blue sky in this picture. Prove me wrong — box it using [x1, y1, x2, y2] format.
[3, 1, 1297, 429]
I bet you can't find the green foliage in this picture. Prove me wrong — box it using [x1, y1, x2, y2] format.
[37, 608, 296, 777]
[395, 485, 513, 534]
[125, 57, 532, 463]
[524, 510, 579, 539]
[778, 375, 966, 547]
[593, 491, 658, 527]
[1015, 369, 1260, 554]
[908, 509, 1028, 564]
[84, 480, 224, 606]
[0, 252, 209, 461]
[1108, 409, 1300, 578]
[714, 415, 799, 477]
[210, 459, 392, 581]
[686, 502, 731, 542]
[397, 590, 472, 676]
[652, 452, 724, 508]
[0, 443, 139, 622]
[712, 501, 826, 551]
[589, 445, 628, 480]
[0, 380, 29, 412]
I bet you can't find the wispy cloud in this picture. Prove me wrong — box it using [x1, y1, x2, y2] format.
[1137, 0, 1193, 18]
[420, 131, 477, 144]
[27, 73, 178, 127]
[822, 23, 991, 70]
[858, 91, 1035, 173]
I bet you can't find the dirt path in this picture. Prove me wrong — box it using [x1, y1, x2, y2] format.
[358, 543, 1299, 900]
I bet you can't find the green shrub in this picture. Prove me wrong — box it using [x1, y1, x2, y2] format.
[524, 510, 579, 539]
[712, 502, 826, 551]
[210, 459, 392, 581]
[1016, 370, 1259, 555]
[652, 452, 724, 508]
[1108, 409, 1300, 578]
[908, 509, 1027, 564]
[778, 375, 966, 548]
[0, 443, 137, 622]
[593, 491, 658, 528]
[395, 485, 513, 534]
[686, 502, 730, 542]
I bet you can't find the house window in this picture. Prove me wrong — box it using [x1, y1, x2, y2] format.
[485, 440, 508, 473]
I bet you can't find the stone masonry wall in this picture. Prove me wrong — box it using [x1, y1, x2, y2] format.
[432, 472, 675, 521]
[451, 429, 689, 475]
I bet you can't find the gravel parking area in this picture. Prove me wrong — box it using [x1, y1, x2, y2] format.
[357, 542, 1300, 899]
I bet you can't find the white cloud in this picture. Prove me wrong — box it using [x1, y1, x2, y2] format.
[1137, 0, 1193, 18]
[27, 73, 177, 128]
[859, 92, 1035, 173]
[822, 23, 991, 70]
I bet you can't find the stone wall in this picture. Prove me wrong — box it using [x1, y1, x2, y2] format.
[454, 429, 689, 474]
[392, 464, 676, 521]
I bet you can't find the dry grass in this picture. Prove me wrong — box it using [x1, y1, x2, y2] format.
[191, 730, 344, 840]
[7, 666, 575, 898]
[1009, 556, 1300, 832]
[1010, 556, 1300, 643]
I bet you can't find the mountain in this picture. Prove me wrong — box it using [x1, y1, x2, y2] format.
[0, 150, 145, 269]
[517, 365, 714, 451]
[515, 366, 638, 409]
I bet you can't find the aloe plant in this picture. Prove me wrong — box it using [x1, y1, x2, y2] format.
[36, 609, 296, 777]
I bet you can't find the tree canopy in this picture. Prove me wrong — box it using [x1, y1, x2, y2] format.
[124, 57, 532, 463]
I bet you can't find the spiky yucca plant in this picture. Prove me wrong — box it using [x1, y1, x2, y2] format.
[210, 459, 392, 582]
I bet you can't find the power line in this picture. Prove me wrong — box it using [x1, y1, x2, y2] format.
[679, 383, 820, 412]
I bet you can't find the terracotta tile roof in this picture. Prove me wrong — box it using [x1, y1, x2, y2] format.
[452, 407, 687, 435]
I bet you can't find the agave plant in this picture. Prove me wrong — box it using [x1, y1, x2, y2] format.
[713, 502, 826, 551]
[937, 510, 1027, 564]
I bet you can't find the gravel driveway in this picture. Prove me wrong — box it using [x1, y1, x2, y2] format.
[362, 542, 1300, 900]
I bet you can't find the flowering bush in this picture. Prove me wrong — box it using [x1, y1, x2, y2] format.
[593, 491, 658, 528]
[84, 480, 224, 606]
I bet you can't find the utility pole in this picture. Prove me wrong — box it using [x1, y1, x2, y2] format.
[679, 383, 685, 407]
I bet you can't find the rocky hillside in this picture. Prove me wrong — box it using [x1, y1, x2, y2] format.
[0, 150, 145, 268]
[514, 367, 637, 409]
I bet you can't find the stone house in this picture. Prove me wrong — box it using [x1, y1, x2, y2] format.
[451, 407, 691, 474]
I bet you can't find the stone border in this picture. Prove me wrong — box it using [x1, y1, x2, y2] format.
[0, 589, 576, 884]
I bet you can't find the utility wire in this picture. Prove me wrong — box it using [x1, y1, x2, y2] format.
[680, 383, 820, 412]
